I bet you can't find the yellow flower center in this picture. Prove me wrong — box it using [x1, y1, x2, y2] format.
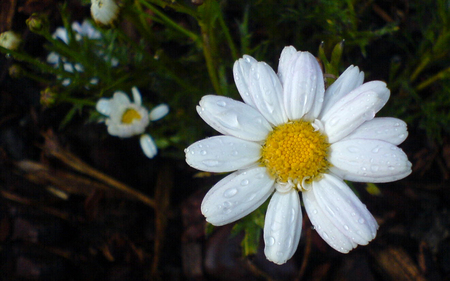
[260, 120, 330, 188]
[121, 108, 142, 124]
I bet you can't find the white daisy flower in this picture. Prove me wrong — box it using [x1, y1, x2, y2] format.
[185, 46, 412, 265]
[96, 87, 169, 158]
[90, 0, 120, 27]
[0, 31, 21, 50]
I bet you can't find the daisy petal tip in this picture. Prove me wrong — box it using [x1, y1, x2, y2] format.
[140, 134, 157, 159]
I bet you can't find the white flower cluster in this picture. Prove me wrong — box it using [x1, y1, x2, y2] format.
[96, 87, 169, 159]
[47, 20, 118, 86]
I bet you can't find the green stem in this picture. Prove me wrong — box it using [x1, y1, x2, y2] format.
[416, 66, 450, 91]
[139, 0, 201, 45]
[147, 0, 199, 19]
[410, 55, 430, 83]
[217, 7, 239, 60]
[200, 24, 222, 95]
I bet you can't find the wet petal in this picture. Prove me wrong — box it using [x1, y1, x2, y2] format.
[233, 55, 258, 107]
[140, 134, 158, 158]
[303, 187, 357, 253]
[264, 188, 302, 265]
[113, 91, 131, 105]
[277, 46, 298, 86]
[282, 51, 325, 120]
[310, 174, 378, 247]
[96, 98, 112, 116]
[320, 65, 364, 117]
[248, 62, 288, 125]
[185, 136, 261, 173]
[149, 104, 169, 121]
[196, 95, 272, 141]
[341, 117, 408, 145]
[329, 139, 412, 182]
[131, 87, 142, 106]
[201, 166, 275, 226]
[322, 81, 390, 143]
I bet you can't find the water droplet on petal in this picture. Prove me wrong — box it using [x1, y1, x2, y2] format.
[202, 160, 221, 167]
[347, 146, 359, 153]
[216, 100, 227, 107]
[266, 236, 275, 246]
[313, 209, 318, 214]
[200, 150, 207, 155]
[371, 146, 380, 153]
[358, 218, 365, 224]
[231, 150, 238, 156]
[223, 188, 238, 198]
[371, 165, 379, 172]
[240, 179, 249, 186]
[344, 225, 349, 231]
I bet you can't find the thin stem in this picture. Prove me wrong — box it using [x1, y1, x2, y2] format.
[217, 7, 239, 60]
[139, 0, 201, 45]
[416, 66, 450, 91]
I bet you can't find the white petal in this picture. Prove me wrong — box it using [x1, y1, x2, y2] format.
[329, 139, 412, 182]
[131, 87, 142, 106]
[248, 62, 287, 125]
[303, 188, 357, 253]
[53, 27, 69, 44]
[47, 52, 60, 64]
[320, 65, 364, 117]
[322, 81, 390, 143]
[233, 55, 258, 108]
[310, 174, 378, 248]
[113, 91, 131, 105]
[282, 51, 325, 120]
[277, 46, 297, 86]
[201, 166, 275, 226]
[185, 136, 261, 173]
[321, 81, 389, 121]
[341, 117, 408, 145]
[196, 95, 272, 142]
[140, 134, 158, 158]
[149, 104, 169, 121]
[264, 188, 302, 265]
[96, 98, 112, 116]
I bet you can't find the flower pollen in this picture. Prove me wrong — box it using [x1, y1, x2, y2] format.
[261, 120, 330, 187]
[121, 108, 141, 124]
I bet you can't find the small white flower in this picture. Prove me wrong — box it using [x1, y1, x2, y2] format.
[97, 87, 169, 159]
[91, 0, 120, 26]
[96, 87, 150, 138]
[0, 31, 21, 50]
[185, 46, 412, 265]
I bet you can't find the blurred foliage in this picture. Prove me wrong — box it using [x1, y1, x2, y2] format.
[1, 0, 450, 258]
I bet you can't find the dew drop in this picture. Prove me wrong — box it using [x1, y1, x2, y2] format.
[344, 225, 349, 231]
[248, 193, 256, 201]
[329, 117, 339, 126]
[200, 150, 207, 155]
[388, 166, 395, 170]
[223, 188, 238, 198]
[202, 160, 221, 167]
[347, 146, 359, 153]
[223, 201, 232, 208]
[358, 218, 365, 224]
[266, 236, 275, 246]
[313, 209, 318, 214]
[277, 251, 283, 257]
[216, 100, 227, 107]
[371, 146, 380, 153]
[240, 179, 249, 186]
[323, 232, 329, 239]
[231, 150, 238, 156]
[371, 165, 379, 172]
